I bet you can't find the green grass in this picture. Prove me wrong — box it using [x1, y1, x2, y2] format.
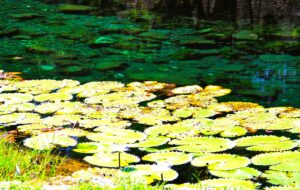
[0, 139, 63, 181]
[0, 139, 165, 189]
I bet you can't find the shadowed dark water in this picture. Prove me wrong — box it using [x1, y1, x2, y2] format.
[0, 0, 299, 108]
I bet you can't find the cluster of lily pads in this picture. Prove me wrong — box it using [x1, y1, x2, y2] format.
[0, 77, 300, 189]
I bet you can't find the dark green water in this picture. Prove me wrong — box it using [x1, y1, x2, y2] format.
[0, 0, 300, 108]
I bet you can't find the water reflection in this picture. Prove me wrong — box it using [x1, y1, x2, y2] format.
[0, 0, 299, 108]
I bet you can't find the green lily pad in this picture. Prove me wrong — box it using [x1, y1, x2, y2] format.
[191, 154, 250, 170]
[144, 123, 199, 138]
[0, 113, 41, 126]
[34, 93, 73, 102]
[84, 152, 140, 167]
[262, 170, 300, 186]
[130, 136, 169, 148]
[0, 93, 33, 104]
[17, 123, 50, 133]
[265, 187, 300, 190]
[169, 137, 235, 153]
[24, 132, 77, 150]
[220, 126, 248, 138]
[235, 136, 299, 152]
[73, 142, 118, 154]
[87, 128, 146, 144]
[209, 167, 261, 179]
[252, 152, 300, 171]
[122, 164, 178, 182]
[166, 179, 259, 190]
[172, 107, 196, 118]
[142, 152, 192, 166]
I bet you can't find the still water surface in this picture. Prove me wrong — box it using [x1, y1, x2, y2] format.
[0, 0, 299, 107]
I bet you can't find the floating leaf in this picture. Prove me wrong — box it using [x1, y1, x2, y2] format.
[252, 152, 300, 171]
[73, 142, 112, 154]
[34, 93, 73, 102]
[130, 136, 169, 148]
[84, 152, 140, 167]
[193, 108, 217, 118]
[279, 108, 300, 118]
[262, 170, 300, 186]
[122, 164, 178, 182]
[87, 128, 146, 144]
[172, 107, 196, 118]
[169, 137, 235, 153]
[147, 100, 166, 108]
[218, 102, 262, 112]
[191, 154, 250, 170]
[166, 179, 258, 190]
[13, 79, 79, 93]
[209, 167, 261, 179]
[42, 114, 82, 126]
[92, 120, 131, 130]
[24, 132, 77, 150]
[142, 152, 192, 166]
[0, 93, 33, 104]
[265, 187, 300, 190]
[34, 102, 63, 114]
[17, 123, 50, 133]
[144, 119, 203, 138]
[200, 85, 231, 97]
[220, 126, 247, 137]
[0, 113, 41, 126]
[171, 85, 202, 94]
[235, 136, 299, 152]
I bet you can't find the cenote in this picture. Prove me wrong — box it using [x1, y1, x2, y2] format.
[0, 0, 300, 189]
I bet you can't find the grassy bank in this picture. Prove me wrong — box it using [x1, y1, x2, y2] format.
[0, 139, 62, 182]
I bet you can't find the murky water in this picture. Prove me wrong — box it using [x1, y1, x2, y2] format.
[0, 0, 299, 108]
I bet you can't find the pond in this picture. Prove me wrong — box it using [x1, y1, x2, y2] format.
[0, 0, 300, 189]
[0, 0, 300, 108]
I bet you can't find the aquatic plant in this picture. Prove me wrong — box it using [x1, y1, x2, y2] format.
[24, 132, 77, 150]
[252, 152, 300, 171]
[0, 74, 300, 188]
[169, 137, 235, 153]
[142, 152, 192, 166]
[235, 135, 299, 152]
[191, 154, 250, 170]
[165, 179, 259, 189]
[84, 152, 140, 168]
[122, 164, 178, 182]
[209, 167, 261, 179]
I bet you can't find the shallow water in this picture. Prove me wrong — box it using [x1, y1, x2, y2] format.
[0, 0, 299, 108]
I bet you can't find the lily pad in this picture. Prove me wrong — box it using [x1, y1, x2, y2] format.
[209, 167, 261, 179]
[166, 179, 258, 190]
[0, 93, 33, 104]
[235, 136, 299, 152]
[130, 136, 169, 148]
[24, 132, 77, 150]
[262, 170, 300, 186]
[142, 152, 192, 166]
[191, 154, 250, 170]
[84, 152, 140, 167]
[87, 128, 146, 144]
[252, 152, 300, 171]
[169, 137, 235, 153]
[122, 164, 178, 182]
[171, 85, 202, 94]
[34, 93, 73, 102]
